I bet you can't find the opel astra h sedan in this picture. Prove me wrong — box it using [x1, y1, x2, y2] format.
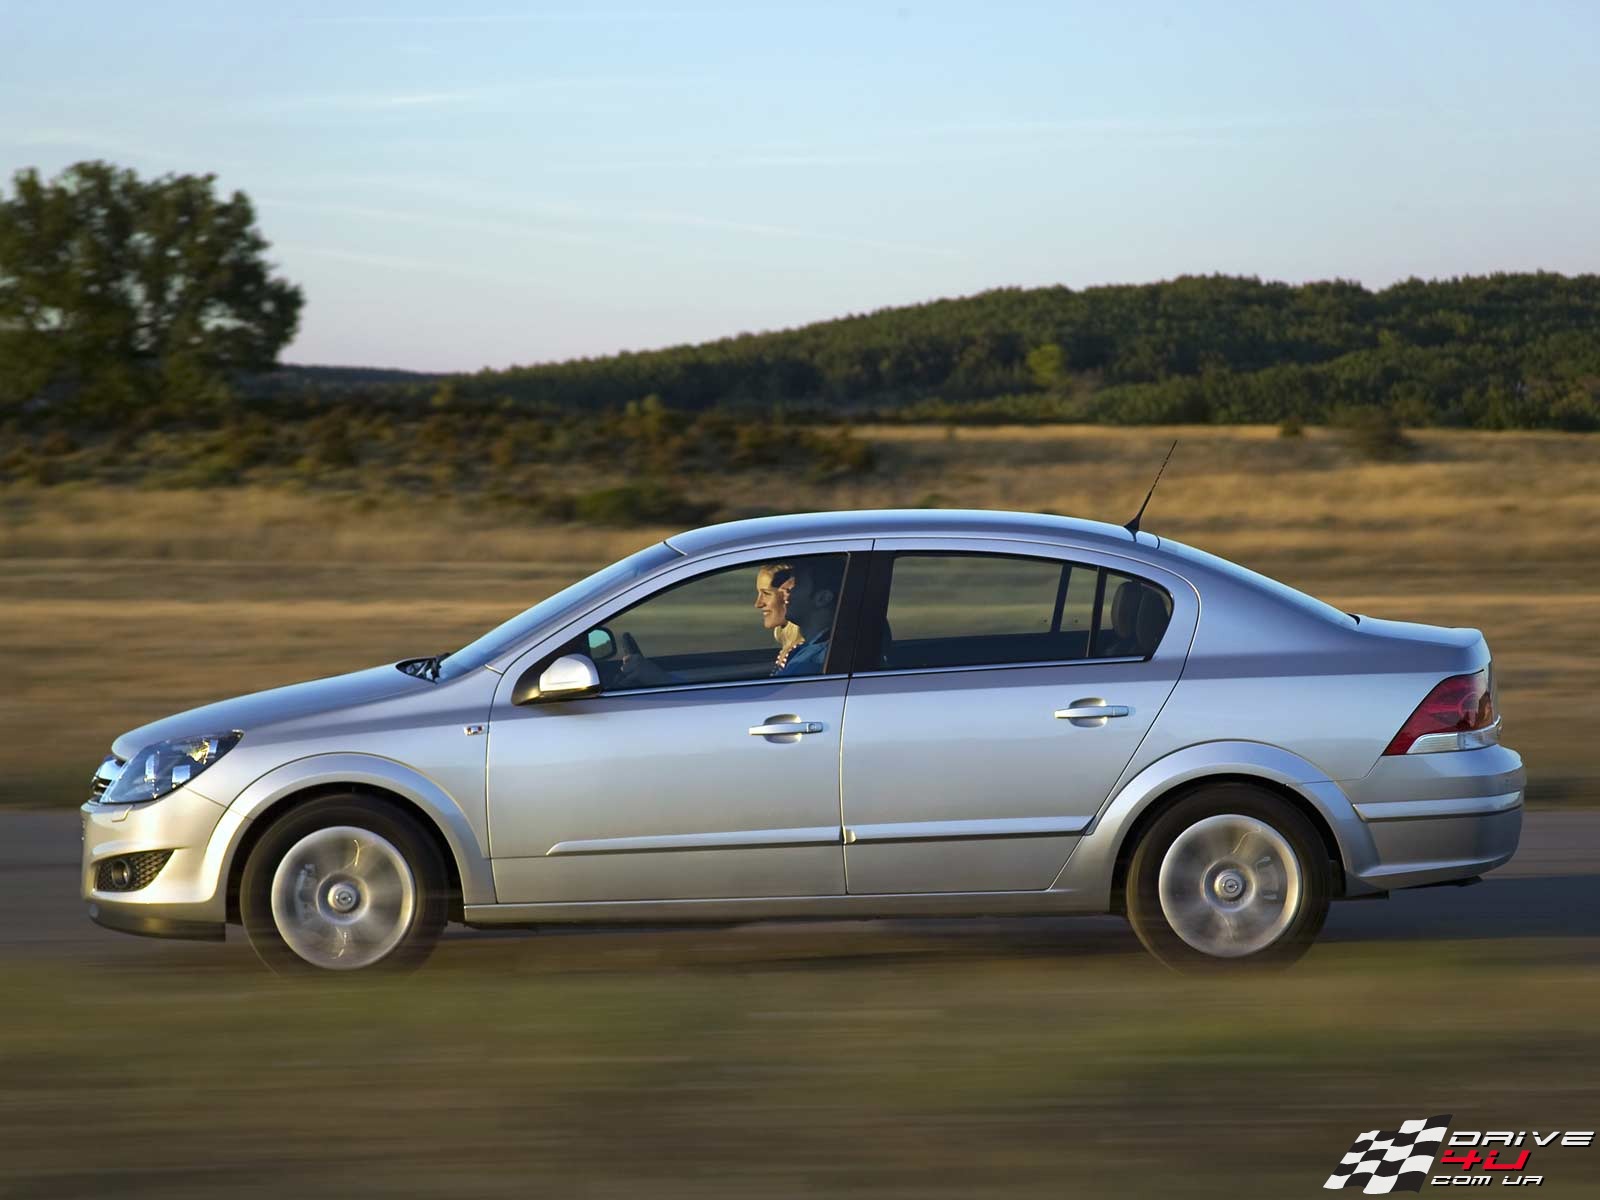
[81, 510, 1523, 972]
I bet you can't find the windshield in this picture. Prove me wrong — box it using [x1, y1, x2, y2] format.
[437, 542, 681, 680]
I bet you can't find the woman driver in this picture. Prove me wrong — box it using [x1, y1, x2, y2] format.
[754, 563, 805, 670]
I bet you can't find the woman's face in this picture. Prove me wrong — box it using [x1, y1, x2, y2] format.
[753, 568, 793, 631]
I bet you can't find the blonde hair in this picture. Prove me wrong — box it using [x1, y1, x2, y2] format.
[758, 562, 806, 655]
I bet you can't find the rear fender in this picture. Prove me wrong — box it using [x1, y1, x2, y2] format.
[1049, 741, 1375, 907]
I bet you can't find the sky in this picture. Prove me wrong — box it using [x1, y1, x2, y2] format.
[3, 0, 1598, 371]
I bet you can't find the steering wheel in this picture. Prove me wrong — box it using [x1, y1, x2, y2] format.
[620, 632, 643, 658]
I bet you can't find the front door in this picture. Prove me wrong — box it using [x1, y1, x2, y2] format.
[839, 541, 1197, 895]
[487, 547, 866, 904]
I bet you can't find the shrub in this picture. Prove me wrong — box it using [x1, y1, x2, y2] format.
[571, 483, 717, 527]
[1278, 417, 1304, 438]
[1333, 405, 1416, 460]
[305, 413, 359, 469]
[165, 455, 240, 488]
[39, 429, 77, 456]
[805, 426, 875, 476]
[1547, 388, 1600, 432]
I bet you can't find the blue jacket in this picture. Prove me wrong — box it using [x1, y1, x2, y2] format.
[773, 633, 830, 677]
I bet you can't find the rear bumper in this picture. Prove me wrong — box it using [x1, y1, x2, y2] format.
[1341, 744, 1524, 893]
[1350, 804, 1522, 891]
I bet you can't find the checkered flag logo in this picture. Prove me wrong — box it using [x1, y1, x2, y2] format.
[1324, 1115, 1452, 1194]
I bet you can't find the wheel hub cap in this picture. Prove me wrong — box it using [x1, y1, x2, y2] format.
[1157, 813, 1303, 958]
[1213, 869, 1246, 901]
[269, 826, 417, 970]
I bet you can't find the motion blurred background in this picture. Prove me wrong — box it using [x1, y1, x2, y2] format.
[3, 2, 1598, 1196]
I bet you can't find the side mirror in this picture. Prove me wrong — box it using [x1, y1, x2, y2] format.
[586, 627, 617, 660]
[512, 654, 601, 705]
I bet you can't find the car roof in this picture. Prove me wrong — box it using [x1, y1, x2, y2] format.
[666, 509, 1162, 557]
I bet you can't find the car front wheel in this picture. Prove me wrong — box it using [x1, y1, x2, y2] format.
[240, 794, 448, 974]
[1125, 784, 1330, 970]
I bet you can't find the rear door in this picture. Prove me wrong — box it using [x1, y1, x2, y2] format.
[839, 538, 1197, 895]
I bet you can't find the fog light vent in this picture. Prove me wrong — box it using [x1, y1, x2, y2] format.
[96, 850, 173, 892]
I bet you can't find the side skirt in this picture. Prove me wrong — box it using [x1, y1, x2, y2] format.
[464, 888, 1098, 927]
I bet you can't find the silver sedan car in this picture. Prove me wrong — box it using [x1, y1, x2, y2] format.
[81, 510, 1523, 971]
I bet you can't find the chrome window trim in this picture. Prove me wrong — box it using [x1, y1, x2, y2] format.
[869, 533, 1192, 578]
[525, 654, 1151, 695]
[581, 672, 851, 701]
[860, 655, 1148, 681]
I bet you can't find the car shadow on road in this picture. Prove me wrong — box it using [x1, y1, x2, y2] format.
[435, 874, 1599, 974]
[1322, 874, 1600, 943]
[50, 874, 1598, 980]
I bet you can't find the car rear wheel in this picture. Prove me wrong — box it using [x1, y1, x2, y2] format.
[240, 795, 448, 975]
[1125, 784, 1330, 970]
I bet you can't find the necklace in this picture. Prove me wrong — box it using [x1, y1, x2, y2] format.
[775, 634, 806, 668]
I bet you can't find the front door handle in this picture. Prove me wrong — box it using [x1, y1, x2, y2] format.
[1055, 698, 1130, 727]
[749, 721, 825, 737]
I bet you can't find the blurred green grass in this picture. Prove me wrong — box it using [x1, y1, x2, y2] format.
[3, 933, 1597, 1197]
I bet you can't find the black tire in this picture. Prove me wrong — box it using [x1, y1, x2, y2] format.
[240, 794, 449, 975]
[1124, 783, 1330, 971]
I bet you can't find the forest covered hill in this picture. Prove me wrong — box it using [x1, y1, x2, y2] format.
[385, 272, 1599, 429]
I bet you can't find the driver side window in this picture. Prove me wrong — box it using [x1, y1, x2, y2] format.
[584, 553, 848, 691]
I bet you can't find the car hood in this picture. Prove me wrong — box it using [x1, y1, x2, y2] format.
[111, 664, 425, 760]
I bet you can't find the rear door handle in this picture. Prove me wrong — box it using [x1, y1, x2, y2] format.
[1054, 704, 1130, 720]
[749, 721, 825, 736]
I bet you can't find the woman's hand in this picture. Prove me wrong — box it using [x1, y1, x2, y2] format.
[616, 632, 673, 686]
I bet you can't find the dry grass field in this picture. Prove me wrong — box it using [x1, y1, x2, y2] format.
[2, 424, 1595, 807]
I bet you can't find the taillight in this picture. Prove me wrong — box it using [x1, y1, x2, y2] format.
[1383, 668, 1497, 755]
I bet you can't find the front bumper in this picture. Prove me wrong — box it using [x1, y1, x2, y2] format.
[87, 902, 224, 941]
[81, 786, 244, 940]
[1340, 744, 1525, 893]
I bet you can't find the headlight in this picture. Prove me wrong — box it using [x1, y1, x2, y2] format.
[100, 732, 242, 804]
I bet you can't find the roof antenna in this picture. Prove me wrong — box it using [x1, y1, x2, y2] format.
[1124, 440, 1177, 536]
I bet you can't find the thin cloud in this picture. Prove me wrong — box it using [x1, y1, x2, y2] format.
[247, 76, 696, 115]
[278, 244, 511, 285]
[250, 85, 514, 114]
[258, 197, 598, 246]
[0, 129, 256, 173]
[272, 173, 591, 218]
[629, 210, 958, 259]
[263, 194, 954, 260]
[297, 10, 732, 25]
[936, 109, 1404, 137]
[280, 245, 445, 272]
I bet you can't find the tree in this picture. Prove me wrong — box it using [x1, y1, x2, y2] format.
[0, 160, 303, 414]
[1026, 342, 1065, 391]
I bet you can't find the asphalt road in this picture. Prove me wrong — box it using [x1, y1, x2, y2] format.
[3, 809, 1596, 965]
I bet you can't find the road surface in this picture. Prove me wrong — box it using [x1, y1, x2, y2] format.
[2, 808, 1595, 965]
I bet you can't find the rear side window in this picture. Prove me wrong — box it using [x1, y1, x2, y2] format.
[874, 553, 1172, 671]
[1092, 571, 1175, 659]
